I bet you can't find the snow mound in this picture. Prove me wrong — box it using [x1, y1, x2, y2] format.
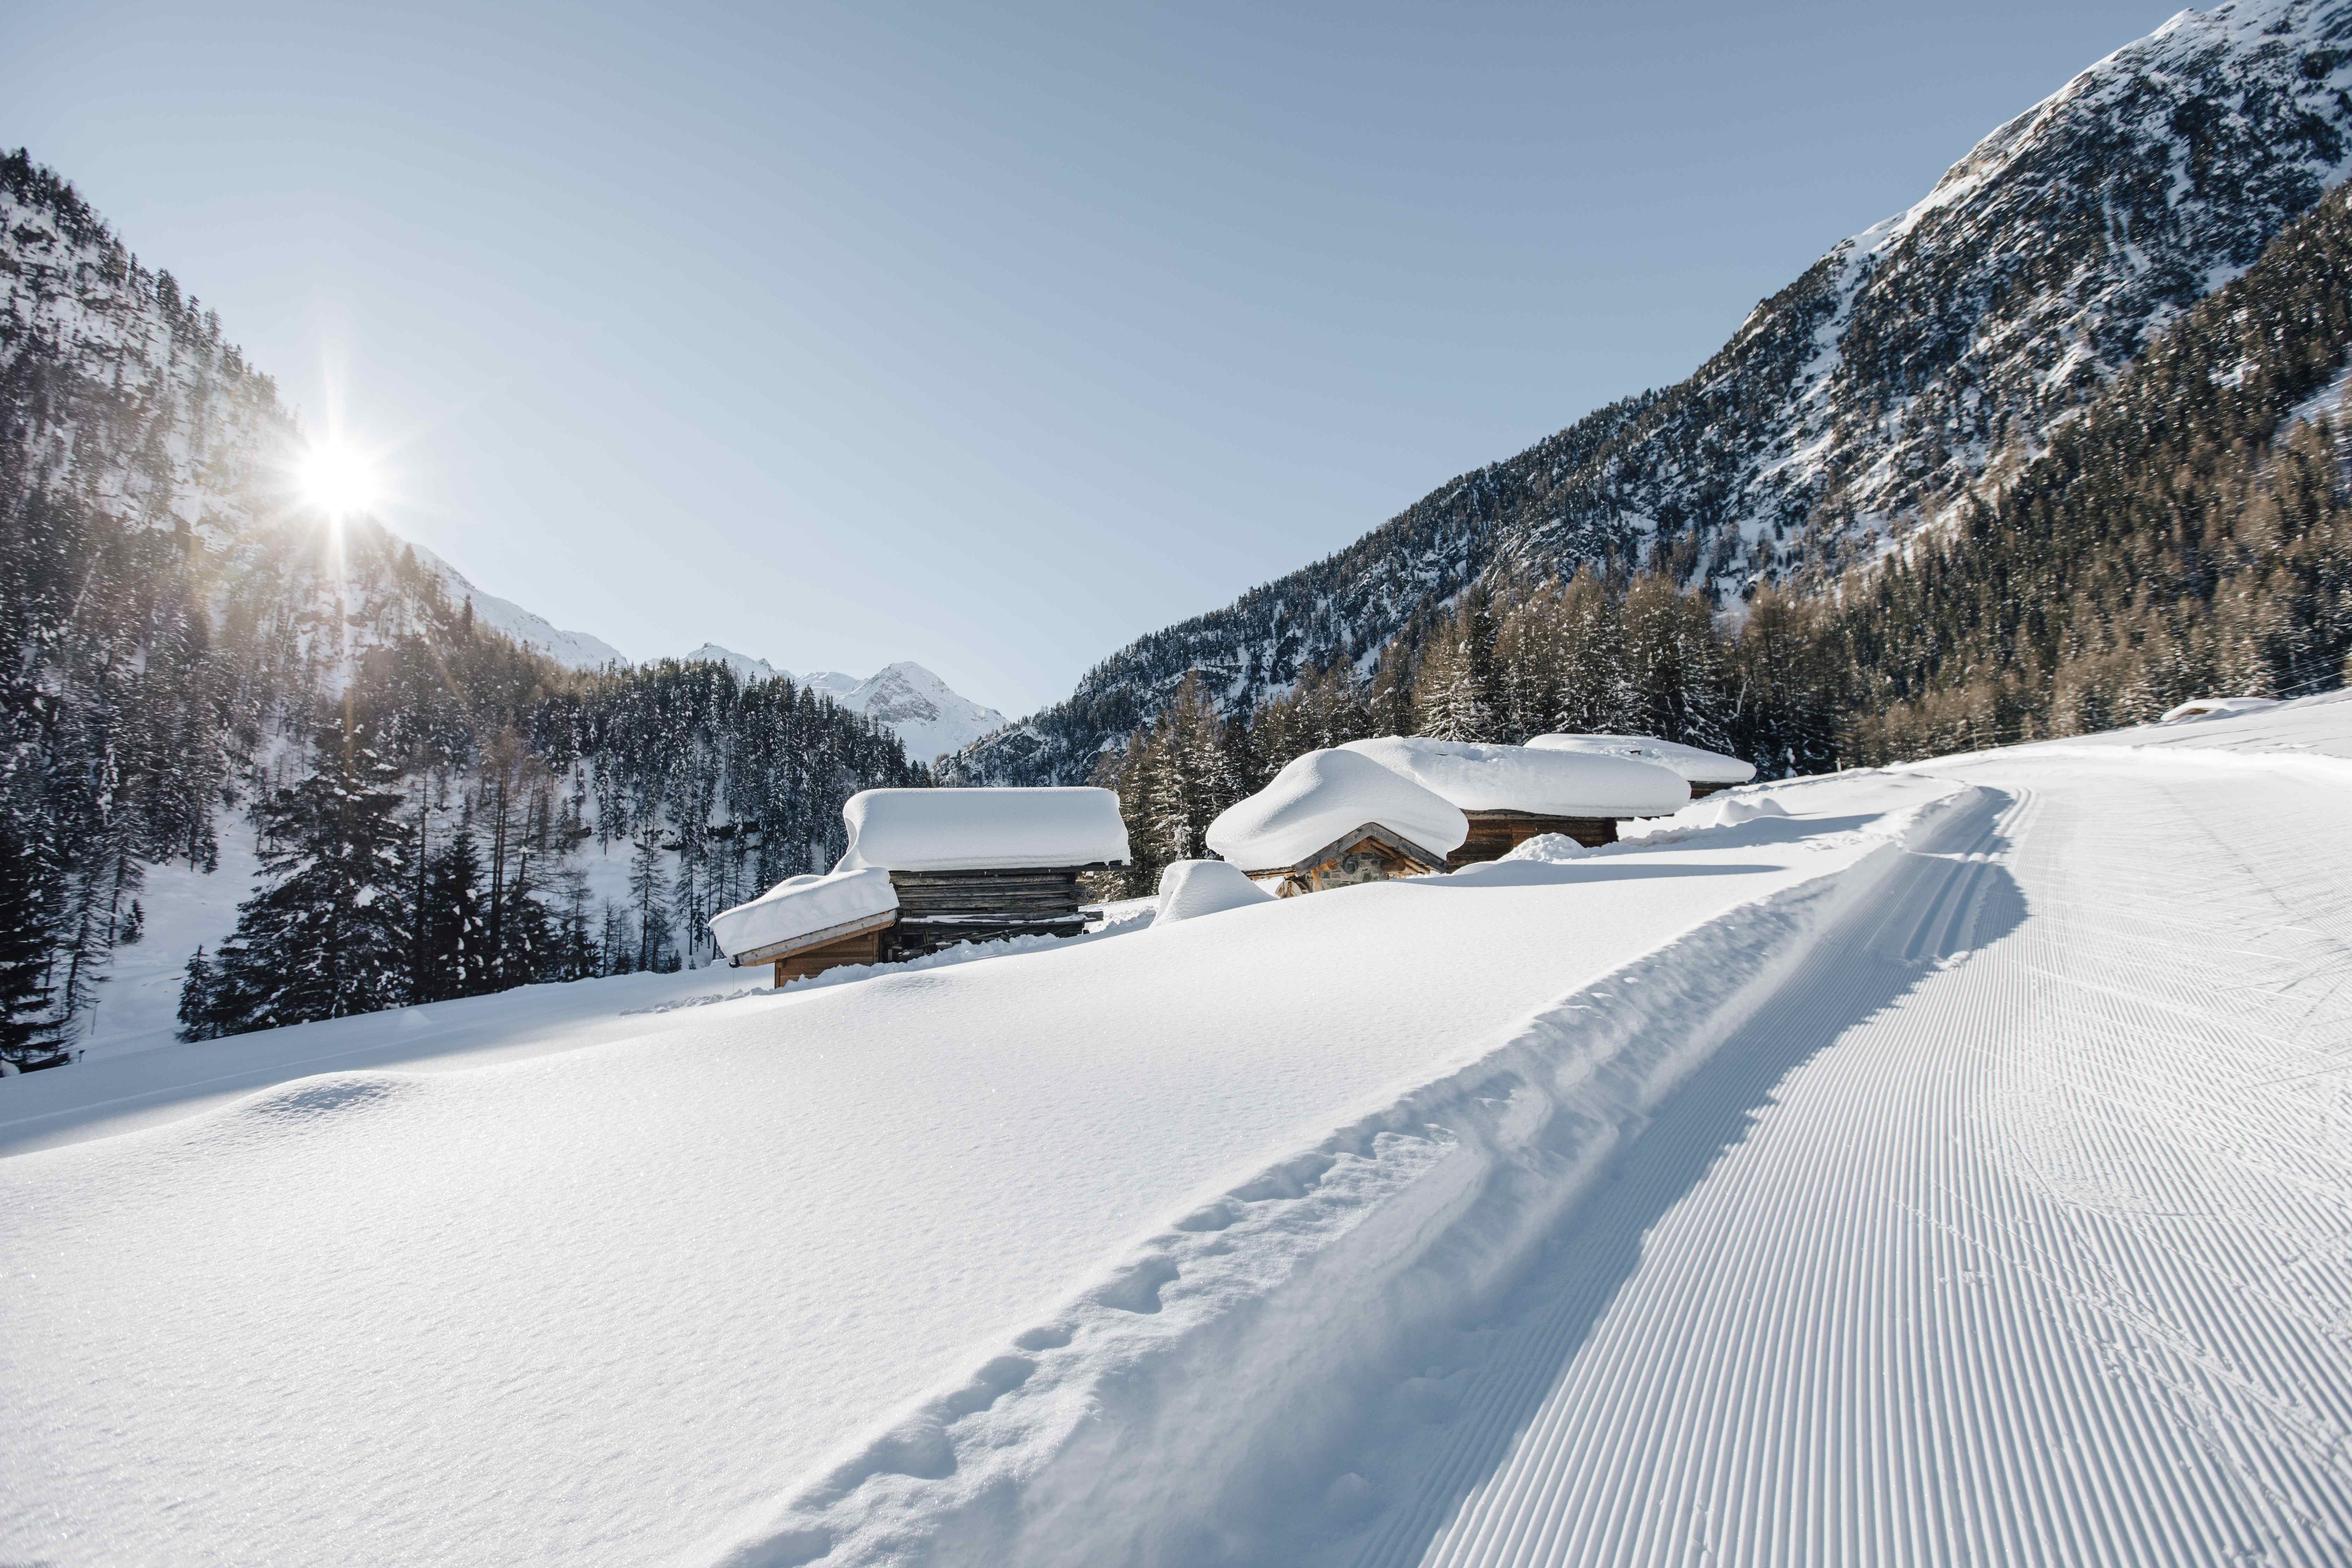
[1151, 860, 1275, 927]
[1344, 735, 1689, 816]
[1206, 748, 1468, 870]
[1527, 732, 1758, 787]
[2158, 695, 2283, 724]
[707, 868, 898, 958]
[1497, 832, 1591, 864]
[836, 787, 1129, 872]
[1698, 792, 1791, 828]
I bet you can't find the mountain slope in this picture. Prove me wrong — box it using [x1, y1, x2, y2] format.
[0, 152, 926, 1054]
[951, 0, 2352, 783]
[410, 542, 625, 669]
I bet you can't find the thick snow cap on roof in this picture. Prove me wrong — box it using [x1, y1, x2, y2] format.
[835, 786, 1130, 873]
[2159, 696, 2283, 724]
[1343, 735, 1690, 817]
[1206, 748, 1468, 871]
[1527, 732, 1757, 788]
[708, 868, 898, 959]
[1152, 859, 1274, 928]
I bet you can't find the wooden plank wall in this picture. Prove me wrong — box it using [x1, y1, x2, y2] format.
[772, 927, 887, 986]
[885, 868, 1090, 959]
[1450, 811, 1622, 867]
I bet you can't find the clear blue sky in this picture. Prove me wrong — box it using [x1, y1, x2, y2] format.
[3, 0, 2177, 714]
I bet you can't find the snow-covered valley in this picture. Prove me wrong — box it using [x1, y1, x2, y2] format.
[6, 696, 2349, 1565]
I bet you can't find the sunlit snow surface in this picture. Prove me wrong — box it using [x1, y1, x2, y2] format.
[5, 693, 2352, 1566]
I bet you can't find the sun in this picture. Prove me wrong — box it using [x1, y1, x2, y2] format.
[297, 441, 379, 520]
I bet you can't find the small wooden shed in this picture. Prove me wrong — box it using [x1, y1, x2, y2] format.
[708, 867, 901, 986]
[836, 786, 1131, 963]
[1205, 748, 1467, 897]
[1339, 736, 1690, 866]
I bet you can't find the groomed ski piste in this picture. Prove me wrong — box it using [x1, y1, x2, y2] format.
[5, 695, 2351, 1566]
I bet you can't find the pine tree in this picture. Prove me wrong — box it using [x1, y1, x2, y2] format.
[1552, 572, 1639, 734]
[1414, 605, 1497, 741]
[628, 819, 675, 972]
[1366, 640, 1418, 737]
[414, 816, 491, 1003]
[174, 946, 219, 1043]
[0, 822, 63, 1065]
[600, 901, 636, 976]
[1624, 574, 1732, 748]
[195, 722, 415, 1035]
[1493, 587, 1565, 743]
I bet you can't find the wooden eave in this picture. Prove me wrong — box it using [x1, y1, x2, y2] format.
[1241, 820, 1451, 878]
[725, 908, 901, 969]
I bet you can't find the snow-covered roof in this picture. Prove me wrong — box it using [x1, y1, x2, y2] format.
[835, 787, 1130, 873]
[1151, 859, 1274, 928]
[1343, 735, 1691, 817]
[1206, 748, 1468, 871]
[707, 868, 898, 959]
[2158, 696, 2282, 724]
[1526, 733, 1757, 788]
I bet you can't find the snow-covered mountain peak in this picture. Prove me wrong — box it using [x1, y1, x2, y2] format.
[821, 662, 1007, 764]
[802, 670, 863, 701]
[678, 643, 792, 685]
[670, 654, 1003, 763]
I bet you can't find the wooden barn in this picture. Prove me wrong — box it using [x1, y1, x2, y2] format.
[1205, 748, 1467, 897]
[707, 787, 1132, 984]
[1339, 736, 1690, 865]
[1525, 733, 1757, 799]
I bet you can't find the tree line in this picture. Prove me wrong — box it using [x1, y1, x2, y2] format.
[1099, 183, 2352, 895]
[169, 652, 925, 1042]
[0, 442, 920, 1056]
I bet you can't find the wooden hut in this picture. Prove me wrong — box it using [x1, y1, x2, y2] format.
[708, 787, 1132, 983]
[1526, 734, 1756, 799]
[839, 786, 1131, 960]
[708, 868, 902, 986]
[1205, 748, 1466, 897]
[1339, 736, 1689, 866]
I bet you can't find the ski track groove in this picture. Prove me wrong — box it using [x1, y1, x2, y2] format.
[1310, 761, 2352, 1568]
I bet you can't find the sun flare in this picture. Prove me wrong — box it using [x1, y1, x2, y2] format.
[297, 441, 378, 520]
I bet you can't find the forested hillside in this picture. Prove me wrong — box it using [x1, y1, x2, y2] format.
[0, 152, 918, 1060]
[954, 0, 2352, 785]
[1094, 178, 2352, 894]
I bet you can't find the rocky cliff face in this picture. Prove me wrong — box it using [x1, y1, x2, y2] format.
[2, 152, 527, 703]
[1, 154, 283, 539]
[951, 0, 2352, 784]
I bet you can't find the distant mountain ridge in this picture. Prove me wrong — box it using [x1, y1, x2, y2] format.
[949, 0, 2352, 783]
[408, 542, 629, 670]
[317, 578, 1006, 764]
[668, 650, 1005, 763]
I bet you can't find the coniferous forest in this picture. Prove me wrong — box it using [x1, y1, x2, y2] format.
[0, 152, 921, 1057]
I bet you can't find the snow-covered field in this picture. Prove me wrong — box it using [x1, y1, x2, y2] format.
[5, 695, 2351, 1566]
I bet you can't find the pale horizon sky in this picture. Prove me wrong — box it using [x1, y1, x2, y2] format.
[4, 1, 2177, 714]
